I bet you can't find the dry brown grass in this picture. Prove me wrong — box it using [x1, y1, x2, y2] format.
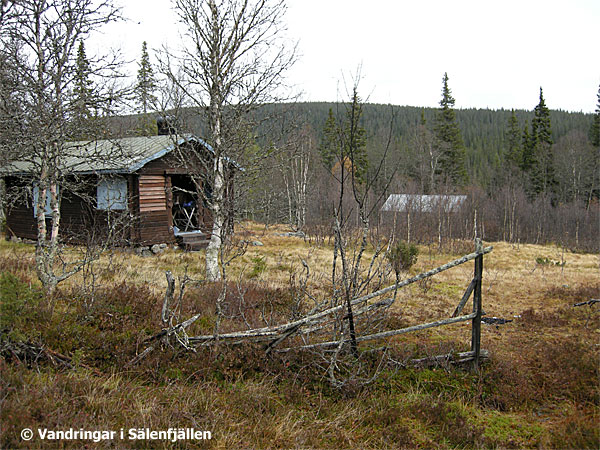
[1, 223, 599, 449]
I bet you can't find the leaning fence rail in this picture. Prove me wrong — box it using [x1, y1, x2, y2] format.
[130, 239, 492, 369]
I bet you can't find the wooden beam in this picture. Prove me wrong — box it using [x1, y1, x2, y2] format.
[471, 239, 484, 369]
[280, 313, 477, 351]
[452, 279, 475, 317]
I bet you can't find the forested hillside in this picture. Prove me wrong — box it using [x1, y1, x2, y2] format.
[117, 101, 594, 187]
[253, 102, 594, 185]
[112, 96, 598, 251]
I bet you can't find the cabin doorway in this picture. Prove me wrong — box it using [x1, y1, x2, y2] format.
[169, 175, 211, 234]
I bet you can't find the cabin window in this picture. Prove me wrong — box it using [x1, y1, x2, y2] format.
[33, 184, 58, 217]
[97, 178, 128, 210]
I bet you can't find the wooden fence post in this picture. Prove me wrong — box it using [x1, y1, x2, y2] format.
[471, 238, 483, 368]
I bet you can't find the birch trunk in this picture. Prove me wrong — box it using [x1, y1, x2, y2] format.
[206, 154, 225, 281]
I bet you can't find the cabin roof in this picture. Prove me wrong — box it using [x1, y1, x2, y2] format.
[2, 134, 242, 176]
[381, 194, 467, 213]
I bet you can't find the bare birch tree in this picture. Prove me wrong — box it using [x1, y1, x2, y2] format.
[280, 124, 313, 230]
[0, 0, 122, 294]
[161, 0, 295, 281]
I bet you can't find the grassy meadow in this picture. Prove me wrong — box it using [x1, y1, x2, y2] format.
[1, 221, 598, 449]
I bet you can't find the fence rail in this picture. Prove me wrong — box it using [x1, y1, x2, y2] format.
[133, 239, 492, 370]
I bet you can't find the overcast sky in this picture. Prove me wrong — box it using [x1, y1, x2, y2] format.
[100, 0, 600, 113]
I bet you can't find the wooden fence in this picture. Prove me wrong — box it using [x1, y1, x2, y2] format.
[134, 239, 492, 370]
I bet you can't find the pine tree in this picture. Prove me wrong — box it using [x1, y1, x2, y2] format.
[135, 41, 157, 136]
[590, 83, 600, 148]
[433, 73, 468, 186]
[529, 87, 555, 195]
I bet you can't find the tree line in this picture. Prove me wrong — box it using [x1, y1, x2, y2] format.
[1, 0, 598, 297]
[239, 76, 599, 251]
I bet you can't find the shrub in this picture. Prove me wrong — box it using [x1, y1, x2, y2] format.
[387, 241, 419, 276]
[0, 272, 43, 339]
[248, 256, 267, 279]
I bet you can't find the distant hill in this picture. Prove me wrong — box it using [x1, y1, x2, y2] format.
[113, 102, 594, 185]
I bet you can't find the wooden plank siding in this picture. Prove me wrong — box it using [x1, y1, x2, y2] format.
[138, 175, 167, 213]
[135, 174, 175, 244]
[5, 204, 37, 240]
[4, 180, 131, 245]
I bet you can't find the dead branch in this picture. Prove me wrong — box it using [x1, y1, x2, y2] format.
[573, 299, 599, 307]
[410, 349, 490, 367]
[162, 271, 175, 325]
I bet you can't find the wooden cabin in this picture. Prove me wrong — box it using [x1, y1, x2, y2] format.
[2, 134, 237, 247]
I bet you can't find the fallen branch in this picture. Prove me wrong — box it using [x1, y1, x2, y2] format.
[573, 299, 600, 307]
[131, 246, 492, 361]
[410, 349, 490, 367]
[183, 247, 492, 345]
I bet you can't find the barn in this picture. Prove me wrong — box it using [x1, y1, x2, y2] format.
[2, 134, 237, 247]
[381, 194, 467, 213]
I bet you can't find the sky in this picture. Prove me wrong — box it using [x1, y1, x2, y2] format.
[97, 0, 600, 113]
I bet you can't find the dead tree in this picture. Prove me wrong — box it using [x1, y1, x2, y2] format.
[281, 125, 314, 231]
[317, 78, 398, 377]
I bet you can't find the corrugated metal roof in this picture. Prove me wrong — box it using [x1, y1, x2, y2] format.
[2, 134, 218, 175]
[381, 194, 467, 213]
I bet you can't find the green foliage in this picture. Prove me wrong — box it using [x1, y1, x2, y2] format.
[387, 241, 419, 275]
[433, 73, 468, 185]
[535, 256, 565, 267]
[521, 122, 534, 172]
[135, 114, 158, 137]
[319, 108, 338, 170]
[590, 83, 600, 148]
[529, 88, 556, 195]
[318, 89, 369, 185]
[504, 109, 523, 169]
[71, 40, 95, 138]
[135, 41, 157, 115]
[249, 256, 267, 278]
[0, 272, 44, 345]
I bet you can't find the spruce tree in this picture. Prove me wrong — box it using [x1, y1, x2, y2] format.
[521, 123, 533, 172]
[71, 40, 94, 138]
[319, 93, 368, 185]
[504, 109, 522, 169]
[433, 73, 468, 186]
[590, 83, 600, 148]
[529, 87, 555, 195]
[343, 88, 368, 185]
[319, 108, 338, 170]
[135, 41, 158, 135]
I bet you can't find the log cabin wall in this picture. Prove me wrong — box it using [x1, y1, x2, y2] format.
[3, 176, 130, 244]
[136, 148, 213, 241]
[4, 139, 233, 245]
[4, 177, 37, 239]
